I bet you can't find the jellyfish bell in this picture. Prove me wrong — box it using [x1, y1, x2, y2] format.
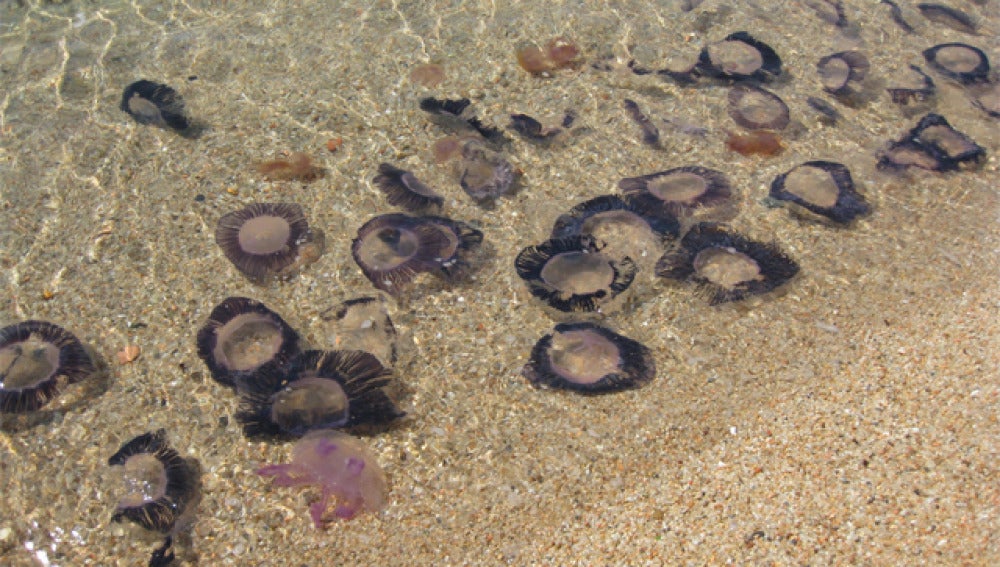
[215, 202, 324, 282]
[195, 297, 301, 389]
[0, 320, 96, 414]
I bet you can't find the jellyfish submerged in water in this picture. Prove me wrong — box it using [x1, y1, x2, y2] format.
[108, 429, 200, 567]
[257, 429, 388, 527]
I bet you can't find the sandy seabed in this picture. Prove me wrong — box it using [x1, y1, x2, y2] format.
[1, 0, 998, 565]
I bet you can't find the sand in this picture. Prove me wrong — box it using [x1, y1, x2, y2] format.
[1, 0, 997, 565]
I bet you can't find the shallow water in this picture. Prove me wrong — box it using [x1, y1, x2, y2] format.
[1, 0, 998, 565]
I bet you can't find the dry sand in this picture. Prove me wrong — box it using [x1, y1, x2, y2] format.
[1, 0, 997, 565]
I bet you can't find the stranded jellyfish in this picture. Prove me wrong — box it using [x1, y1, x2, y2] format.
[215, 202, 324, 281]
[0, 320, 95, 414]
[372, 163, 445, 213]
[696, 31, 782, 83]
[120, 79, 193, 134]
[515, 235, 638, 313]
[109, 429, 199, 567]
[522, 322, 655, 393]
[236, 349, 403, 437]
[257, 429, 388, 527]
[195, 297, 301, 389]
[656, 223, 799, 305]
[769, 160, 870, 224]
[618, 166, 735, 219]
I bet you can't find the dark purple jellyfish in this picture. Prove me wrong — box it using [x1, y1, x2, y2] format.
[120, 80, 191, 133]
[769, 161, 870, 224]
[215, 202, 324, 281]
[523, 322, 655, 393]
[235, 349, 403, 438]
[351, 213, 476, 293]
[195, 297, 301, 389]
[618, 166, 734, 219]
[109, 429, 199, 567]
[877, 113, 985, 172]
[656, 223, 799, 305]
[515, 235, 637, 313]
[0, 320, 95, 413]
[696, 31, 782, 82]
[372, 163, 445, 212]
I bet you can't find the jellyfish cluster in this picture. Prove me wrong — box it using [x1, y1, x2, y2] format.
[3, 3, 995, 564]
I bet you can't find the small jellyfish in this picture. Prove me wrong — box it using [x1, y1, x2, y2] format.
[806, 96, 842, 123]
[769, 161, 870, 224]
[214, 202, 324, 281]
[816, 51, 870, 99]
[516, 37, 581, 75]
[459, 140, 516, 201]
[805, 0, 848, 28]
[409, 63, 446, 87]
[422, 215, 484, 280]
[696, 31, 782, 83]
[969, 82, 1000, 118]
[878, 113, 985, 172]
[0, 320, 95, 413]
[655, 223, 799, 305]
[917, 3, 978, 35]
[350, 213, 450, 294]
[622, 99, 660, 148]
[550, 195, 678, 264]
[109, 429, 199, 567]
[372, 163, 445, 213]
[120, 80, 191, 133]
[236, 349, 403, 438]
[257, 429, 388, 527]
[728, 85, 790, 131]
[320, 296, 398, 368]
[922, 43, 990, 85]
[522, 322, 655, 394]
[195, 296, 301, 389]
[886, 65, 937, 105]
[515, 235, 638, 313]
[618, 166, 734, 219]
[508, 111, 574, 142]
[419, 97, 505, 143]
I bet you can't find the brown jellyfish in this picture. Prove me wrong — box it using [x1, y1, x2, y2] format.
[109, 429, 199, 567]
[618, 166, 735, 219]
[769, 161, 870, 224]
[656, 223, 799, 305]
[522, 322, 655, 394]
[372, 163, 445, 213]
[120, 80, 191, 133]
[350, 213, 451, 294]
[0, 320, 95, 413]
[195, 297, 301, 389]
[728, 85, 790, 131]
[214, 202, 324, 281]
[515, 235, 638, 313]
[696, 31, 782, 82]
[235, 349, 404, 438]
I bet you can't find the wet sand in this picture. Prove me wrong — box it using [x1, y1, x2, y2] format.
[1, 0, 998, 565]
